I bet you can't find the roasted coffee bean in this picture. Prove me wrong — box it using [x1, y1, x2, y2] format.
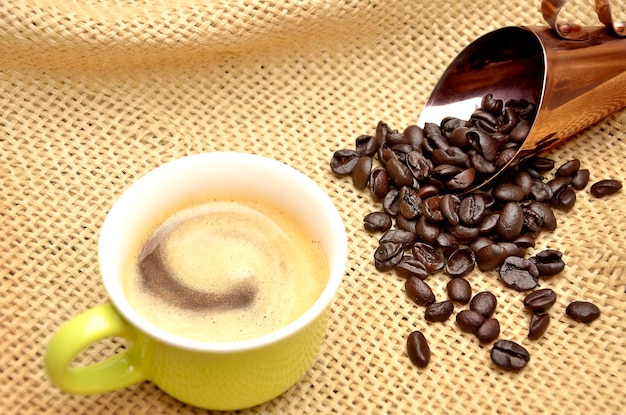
[495, 147, 518, 169]
[355, 134, 379, 157]
[549, 177, 573, 194]
[447, 224, 480, 244]
[498, 106, 522, 130]
[445, 247, 475, 278]
[363, 211, 392, 233]
[590, 179, 622, 198]
[395, 256, 429, 280]
[397, 186, 422, 220]
[386, 158, 414, 187]
[499, 106, 521, 133]
[441, 117, 472, 134]
[496, 202, 524, 240]
[526, 156, 554, 172]
[445, 168, 476, 190]
[380, 228, 416, 248]
[566, 301, 601, 323]
[470, 291, 497, 319]
[392, 143, 415, 157]
[529, 180, 553, 201]
[467, 128, 499, 161]
[432, 147, 469, 167]
[374, 241, 403, 271]
[396, 216, 417, 234]
[351, 156, 373, 189]
[491, 340, 530, 371]
[422, 195, 445, 222]
[555, 159, 580, 177]
[387, 130, 407, 146]
[469, 236, 493, 255]
[481, 93, 504, 114]
[509, 120, 531, 143]
[513, 234, 536, 248]
[477, 212, 499, 235]
[551, 186, 576, 210]
[470, 151, 497, 174]
[423, 122, 450, 152]
[571, 168, 590, 190]
[412, 242, 445, 273]
[436, 232, 459, 257]
[379, 147, 399, 164]
[405, 277, 436, 306]
[431, 163, 463, 179]
[456, 309, 486, 334]
[405, 151, 431, 180]
[375, 120, 389, 146]
[523, 288, 557, 313]
[471, 106, 498, 129]
[424, 300, 454, 322]
[446, 277, 472, 303]
[496, 134, 517, 149]
[492, 183, 525, 202]
[476, 318, 500, 343]
[414, 216, 441, 245]
[529, 249, 565, 277]
[439, 194, 460, 226]
[528, 314, 550, 340]
[515, 171, 533, 196]
[447, 126, 471, 149]
[475, 243, 511, 272]
[499, 256, 539, 291]
[369, 167, 390, 200]
[506, 98, 536, 117]
[415, 184, 439, 199]
[406, 331, 430, 368]
[476, 242, 526, 272]
[330, 149, 360, 175]
[521, 205, 542, 235]
[404, 125, 425, 151]
[525, 201, 557, 231]
[458, 194, 487, 227]
[382, 188, 401, 216]
[492, 132, 511, 147]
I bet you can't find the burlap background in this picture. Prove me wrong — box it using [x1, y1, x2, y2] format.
[2, 0, 625, 414]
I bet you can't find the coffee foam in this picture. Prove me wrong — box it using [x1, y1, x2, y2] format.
[123, 197, 328, 342]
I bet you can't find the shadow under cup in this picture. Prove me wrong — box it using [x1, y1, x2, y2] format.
[50, 152, 347, 411]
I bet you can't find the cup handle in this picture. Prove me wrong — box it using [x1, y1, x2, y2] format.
[45, 304, 147, 394]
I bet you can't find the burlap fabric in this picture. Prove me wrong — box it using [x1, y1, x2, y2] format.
[2, 1, 625, 414]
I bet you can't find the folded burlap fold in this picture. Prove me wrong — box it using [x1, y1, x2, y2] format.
[1, 1, 376, 71]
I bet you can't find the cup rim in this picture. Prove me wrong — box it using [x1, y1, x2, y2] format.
[99, 152, 347, 353]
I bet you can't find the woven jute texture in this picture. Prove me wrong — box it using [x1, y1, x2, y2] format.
[2, 1, 625, 414]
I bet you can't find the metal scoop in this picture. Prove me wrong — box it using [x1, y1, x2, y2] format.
[418, 2, 626, 191]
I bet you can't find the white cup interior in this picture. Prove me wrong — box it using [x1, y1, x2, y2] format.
[99, 152, 347, 352]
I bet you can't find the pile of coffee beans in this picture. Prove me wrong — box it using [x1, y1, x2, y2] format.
[330, 93, 621, 371]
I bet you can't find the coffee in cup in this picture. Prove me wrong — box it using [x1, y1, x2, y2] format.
[123, 194, 328, 342]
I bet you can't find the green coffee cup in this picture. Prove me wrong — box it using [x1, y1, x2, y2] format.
[45, 152, 347, 410]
